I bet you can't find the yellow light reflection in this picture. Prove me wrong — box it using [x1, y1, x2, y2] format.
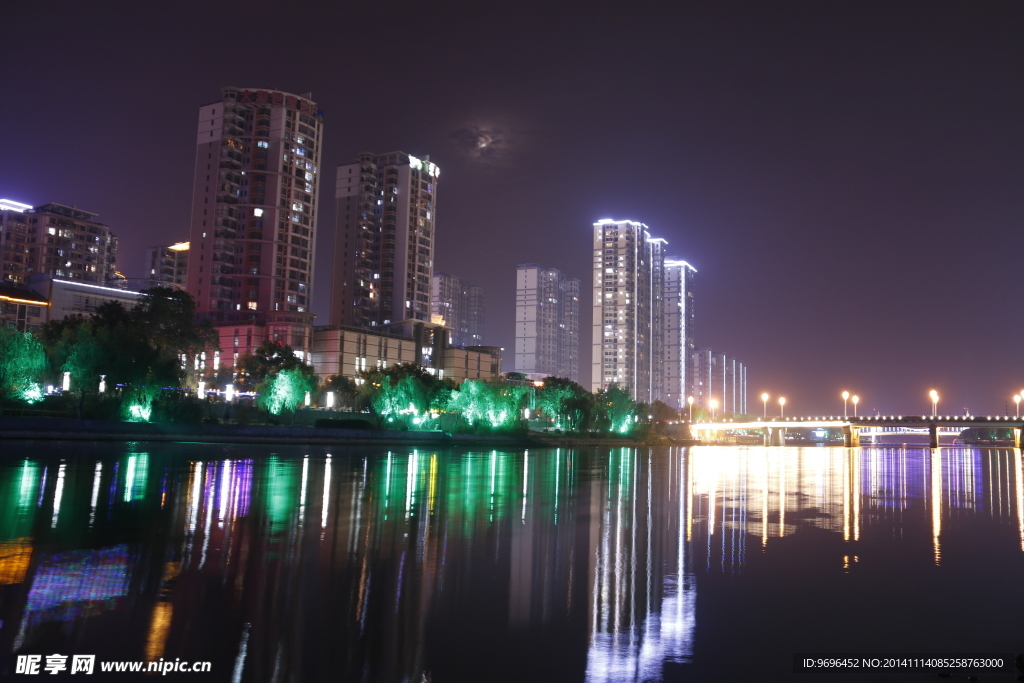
[0, 538, 32, 585]
[931, 449, 942, 565]
[145, 602, 173, 662]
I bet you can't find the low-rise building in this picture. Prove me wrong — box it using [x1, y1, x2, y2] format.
[0, 284, 48, 332]
[312, 322, 501, 383]
[27, 275, 143, 321]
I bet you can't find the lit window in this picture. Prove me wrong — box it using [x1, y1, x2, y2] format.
[247, 302, 257, 310]
[257, 141, 269, 148]
[253, 208, 263, 217]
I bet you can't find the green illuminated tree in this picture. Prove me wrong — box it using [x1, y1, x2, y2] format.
[37, 289, 216, 420]
[536, 376, 593, 431]
[256, 366, 318, 417]
[448, 379, 530, 432]
[595, 383, 637, 435]
[356, 363, 456, 426]
[0, 325, 47, 408]
[236, 341, 306, 391]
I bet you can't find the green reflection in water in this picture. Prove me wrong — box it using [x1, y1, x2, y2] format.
[0, 461, 39, 542]
[123, 453, 149, 502]
[264, 456, 297, 529]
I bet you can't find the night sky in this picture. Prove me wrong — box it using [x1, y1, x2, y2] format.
[3, 2, 1021, 416]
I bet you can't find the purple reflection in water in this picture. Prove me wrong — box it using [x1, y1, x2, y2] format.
[23, 545, 131, 627]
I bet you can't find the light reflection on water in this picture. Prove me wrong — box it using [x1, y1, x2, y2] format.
[0, 444, 1020, 682]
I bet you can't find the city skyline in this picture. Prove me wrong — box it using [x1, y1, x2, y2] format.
[2, 2, 1021, 414]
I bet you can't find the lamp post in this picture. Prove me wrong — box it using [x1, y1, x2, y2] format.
[851, 395, 859, 417]
[761, 392, 769, 418]
[778, 396, 786, 418]
[842, 390, 850, 418]
[1014, 394, 1021, 418]
[687, 395, 694, 421]
[929, 389, 938, 417]
[709, 399, 718, 420]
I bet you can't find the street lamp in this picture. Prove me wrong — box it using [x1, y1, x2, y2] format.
[842, 390, 850, 418]
[929, 389, 938, 417]
[687, 395, 694, 421]
[709, 398, 718, 420]
[761, 392, 769, 418]
[1014, 394, 1021, 418]
[778, 396, 786, 418]
[851, 395, 859, 417]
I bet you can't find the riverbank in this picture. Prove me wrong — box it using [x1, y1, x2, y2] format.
[0, 416, 677, 448]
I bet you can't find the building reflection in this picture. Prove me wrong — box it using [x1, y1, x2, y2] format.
[585, 449, 695, 683]
[0, 444, 1021, 682]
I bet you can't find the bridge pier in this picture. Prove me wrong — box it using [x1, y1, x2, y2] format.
[768, 426, 786, 446]
[842, 425, 860, 447]
[929, 424, 940, 448]
[1014, 428, 1021, 450]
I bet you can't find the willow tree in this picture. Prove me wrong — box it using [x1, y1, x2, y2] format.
[256, 366, 318, 417]
[0, 325, 47, 409]
[357, 363, 456, 427]
[448, 379, 531, 431]
[537, 376, 593, 431]
[595, 383, 637, 435]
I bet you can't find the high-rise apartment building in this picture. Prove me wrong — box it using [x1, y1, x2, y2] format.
[515, 264, 580, 381]
[1, 199, 118, 286]
[431, 272, 484, 347]
[692, 349, 746, 415]
[184, 87, 323, 362]
[144, 242, 189, 287]
[329, 152, 439, 331]
[592, 220, 663, 401]
[662, 259, 697, 409]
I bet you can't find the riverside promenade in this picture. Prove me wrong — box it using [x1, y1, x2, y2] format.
[0, 416, 654, 449]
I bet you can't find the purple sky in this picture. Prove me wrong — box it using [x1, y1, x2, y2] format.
[3, 2, 1021, 415]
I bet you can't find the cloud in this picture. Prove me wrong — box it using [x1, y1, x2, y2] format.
[447, 125, 512, 161]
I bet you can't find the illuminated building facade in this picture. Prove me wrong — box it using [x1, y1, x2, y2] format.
[329, 152, 439, 330]
[591, 220, 663, 402]
[515, 263, 580, 381]
[1, 199, 119, 286]
[184, 87, 323, 364]
[144, 242, 189, 287]
[662, 259, 697, 409]
[431, 272, 484, 347]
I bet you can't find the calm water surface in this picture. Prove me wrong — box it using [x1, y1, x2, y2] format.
[0, 442, 1021, 682]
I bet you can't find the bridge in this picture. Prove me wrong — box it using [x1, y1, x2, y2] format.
[688, 415, 1024, 447]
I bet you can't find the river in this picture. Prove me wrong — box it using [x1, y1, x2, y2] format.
[0, 442, 1021, 681]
